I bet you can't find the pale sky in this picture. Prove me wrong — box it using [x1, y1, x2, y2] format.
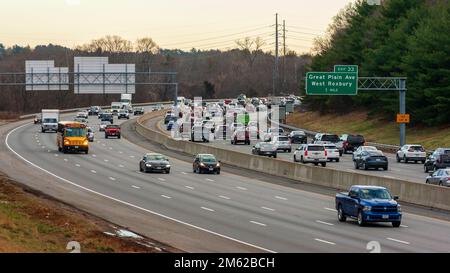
[0, 0, 356, 54]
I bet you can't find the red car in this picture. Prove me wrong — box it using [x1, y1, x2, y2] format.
[105, 124, 121, 139]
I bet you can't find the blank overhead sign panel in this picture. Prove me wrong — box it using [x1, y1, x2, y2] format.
[74, 57, 135, 94]
[25, 60, 69, 91]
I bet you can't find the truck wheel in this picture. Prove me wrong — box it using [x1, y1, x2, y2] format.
[396, 154, 400, 162]
[336, 158, 340, 162]
[118, 135, 121, 139]
[337, 205, 346, 222]
[392, 222, 401, 228]
[354, 161, 359, 169]
[403, 156, 408, 163]
[85, 150, 89, 154]
[294, 155, 297, 162]
[424, 166, 429, 173]
[357, 211, 365, 226]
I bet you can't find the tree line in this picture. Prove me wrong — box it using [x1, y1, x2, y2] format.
[0, 36, 310, 115]
[303, 0, 450, 127]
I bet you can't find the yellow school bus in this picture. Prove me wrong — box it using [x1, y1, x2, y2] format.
[57, 121, 89, 154]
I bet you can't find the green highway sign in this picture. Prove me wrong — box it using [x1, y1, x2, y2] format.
[334, 65, 358, 74]
[306, 72, 358, 95]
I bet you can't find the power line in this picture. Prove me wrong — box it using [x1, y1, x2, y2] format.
[159, 25, 272, 47]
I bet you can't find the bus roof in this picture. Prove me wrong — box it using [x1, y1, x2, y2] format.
[58, 121, 86, 128]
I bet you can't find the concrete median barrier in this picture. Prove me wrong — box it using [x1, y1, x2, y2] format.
[135, 112, 450, 211]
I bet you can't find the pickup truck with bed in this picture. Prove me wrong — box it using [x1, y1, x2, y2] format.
[335, 185, 402, 227]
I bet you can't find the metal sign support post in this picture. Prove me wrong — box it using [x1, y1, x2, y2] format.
[399, 79, 406, 146]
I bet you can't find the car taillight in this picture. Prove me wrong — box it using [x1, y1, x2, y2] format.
[343, 141, 348, 147]
[324, 150, 327, 156]
[304, 151, 308, 156]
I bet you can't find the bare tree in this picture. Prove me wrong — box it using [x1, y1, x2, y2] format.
[235, 36, 265, 68]
[135, 37, 159, 54]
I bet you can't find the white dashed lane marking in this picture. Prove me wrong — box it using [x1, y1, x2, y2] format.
[261, 207, 275, 212]
[201, 207, 215, 212]
[219, 195, 230, 200]
[316, 220, 334, 226]
[275, 196, 288, 201]
[185, 186, 195, 190]
[90, 170, 97, 173]
[109, 177, 116, 181]
[161, 195, 172, 199]
[386, 237, 410, 245]
[75, 164, 81, 167]
[236, 186, 247, 191]
[315, 238, 336, 245]
[158, 178, 166, 182]
[132, 185, 140, 189]
[250, 221, 267, 227]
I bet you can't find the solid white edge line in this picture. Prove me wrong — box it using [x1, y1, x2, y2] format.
[4, 123, 276, 253]
[314, 238, 336, 245]
[386, 237, 410, 245]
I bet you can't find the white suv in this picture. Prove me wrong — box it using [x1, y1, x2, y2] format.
[323, 144, 340, 162]
[396, 144, 426, 163]
[271, 135, 292, 153]
[293, 144, 327, 167]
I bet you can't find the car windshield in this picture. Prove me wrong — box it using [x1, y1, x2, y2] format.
[322, 135, 339, 142]
[278, 136, 289, 141]
[43, 118, 57, 123]
[147, 154, 166, 161]
[201, 155, 217, 163]
[324, 145, 336, 149]
[106, 125, 119, 129]
[348, 135, 365, 142]
[411, 146, 424, 151]
[308, 145, 324, 151]
[359, 188, 392, 200]
[64, 128, 86, 137]
[444, 170, 450, 176]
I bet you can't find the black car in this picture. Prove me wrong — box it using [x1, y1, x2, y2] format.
[424, 148, 450, 173]
[252, 142, 277, 158]
[88, 106, 100, 116]
[193, 154, 221, 174]
[341, 134, 365, 154]
[139, 153, 171, 174]
[288, 131, 307, 144]
[101, 113, 114, 124]
[354, 150, 388, 171]
[134, 107, 145, 115]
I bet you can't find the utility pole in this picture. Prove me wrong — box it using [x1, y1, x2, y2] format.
[272, 13, 279, 96]
[283, 19, 286, 94]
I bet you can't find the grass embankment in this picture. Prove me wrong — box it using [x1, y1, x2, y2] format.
[0, 173, 178, 253]
[286, 111, 450, 150]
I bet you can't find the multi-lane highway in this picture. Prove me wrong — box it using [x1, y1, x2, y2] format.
[1, 110, 450, 253]
[150, 118, 428, 184]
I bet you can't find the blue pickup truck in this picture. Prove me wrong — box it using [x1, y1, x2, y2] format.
[335, 185, 402, 227]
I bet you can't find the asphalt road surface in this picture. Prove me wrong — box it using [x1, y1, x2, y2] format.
[3, 111, 450, 252]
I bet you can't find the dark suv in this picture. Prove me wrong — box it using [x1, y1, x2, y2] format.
[340, 134, 365, 154]
[424, 148, 450, 173]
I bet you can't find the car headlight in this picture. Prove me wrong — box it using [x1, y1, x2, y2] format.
[200, 163, 205, 167]
[362, 206, 372, 211]
[397, 205, 402, 212]
[83, 140, 89, 145]
[216, 163, 220, 167]
[64, 140, 70, 145]
[166, 164, 171, 168]
[146, 164, 152, 167]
